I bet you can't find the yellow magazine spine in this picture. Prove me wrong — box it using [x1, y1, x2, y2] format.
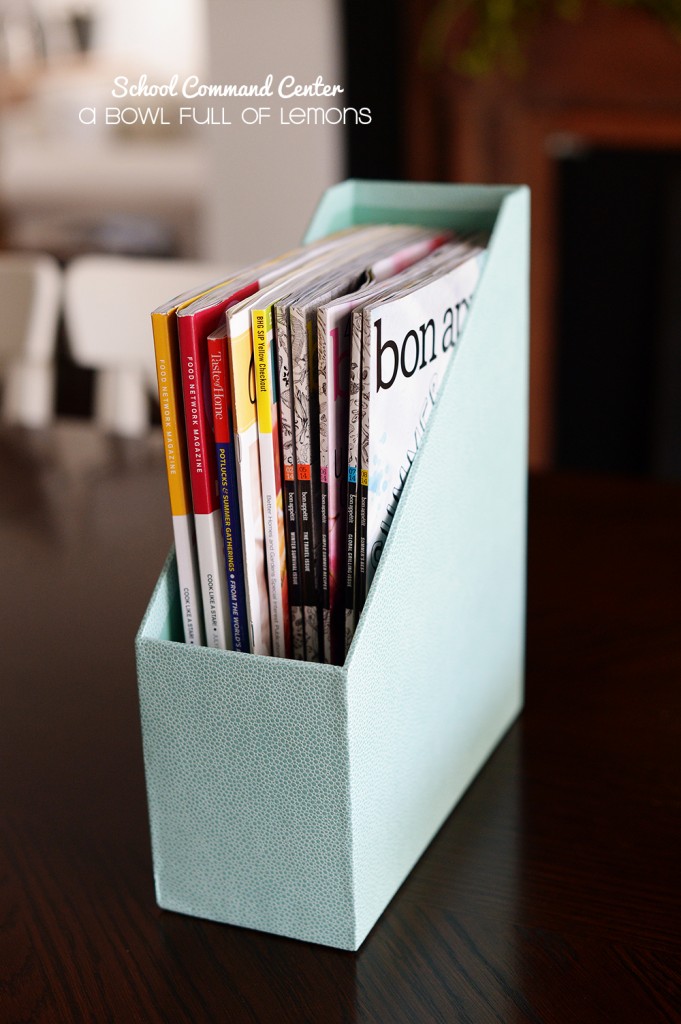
[151, 311, 192, 517]
[252, 305, 273, 435]
[230, 327, 258, 432]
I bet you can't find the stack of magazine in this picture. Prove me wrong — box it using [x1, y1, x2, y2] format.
[152, 224, 487, 664]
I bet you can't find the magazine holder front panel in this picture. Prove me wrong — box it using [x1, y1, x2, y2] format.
[136, 180, 529, 950]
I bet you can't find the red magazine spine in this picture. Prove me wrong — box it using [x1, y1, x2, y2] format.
[178, 313, 219, 515]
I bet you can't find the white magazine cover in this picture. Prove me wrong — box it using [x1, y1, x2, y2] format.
[357, 246, 487, 615]
[317, 229, 452, 663]
[341, 240, 479, 654]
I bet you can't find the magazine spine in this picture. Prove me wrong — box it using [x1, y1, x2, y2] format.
[207, 334, 250, 653]
[290, 308, 322, 662]
[274, 303, 305, 660]
[318, 307, 331, 663]
[318, 307, 351, 666]
[355, 307, 371, 619]
[252, 305, 290, 658]
[171, 514, 203, 646]
[177, 313, 231, 649]
[227, 322, 272, 656]
[343, 308, 363, 656]
[151, 311, 205, 646]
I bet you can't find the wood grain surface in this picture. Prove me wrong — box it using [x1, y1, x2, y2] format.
[1, 422, 679, 1023]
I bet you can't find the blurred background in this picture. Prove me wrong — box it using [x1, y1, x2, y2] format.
[1, 0, 680, 473]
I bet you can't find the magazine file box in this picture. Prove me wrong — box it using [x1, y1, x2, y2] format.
[135, 180, 529, 951]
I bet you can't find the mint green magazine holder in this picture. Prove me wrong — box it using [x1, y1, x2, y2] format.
[135, 180, 529, 951]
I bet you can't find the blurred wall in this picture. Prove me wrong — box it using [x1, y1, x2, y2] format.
[200, 0, 344, 263]
[91, 0, 206, 75]
[32, 0, 206, 74]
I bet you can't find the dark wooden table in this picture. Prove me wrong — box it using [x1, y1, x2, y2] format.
[1, 421, 680, 1023]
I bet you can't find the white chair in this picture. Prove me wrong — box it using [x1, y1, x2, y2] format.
[63, 255, 234, 438]
[0, 252, 61, 428]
